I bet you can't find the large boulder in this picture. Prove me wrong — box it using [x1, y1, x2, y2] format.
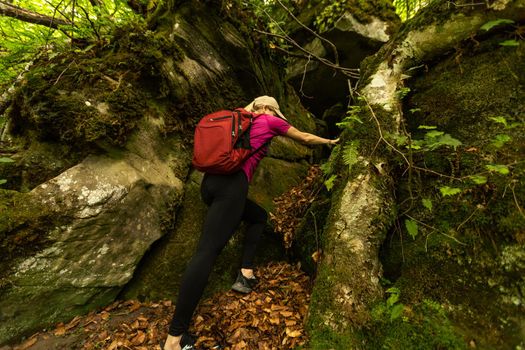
[0, 117, 186, 343]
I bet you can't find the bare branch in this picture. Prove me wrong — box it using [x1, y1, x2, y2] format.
[274, 0, 340, 66]
[0, 0, 71, 29]
[254, 28, 359, 79]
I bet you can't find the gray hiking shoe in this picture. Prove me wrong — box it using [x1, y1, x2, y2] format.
[231, 271, 258, 293]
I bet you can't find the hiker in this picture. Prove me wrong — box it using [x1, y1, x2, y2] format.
[162, 96, 339, 350]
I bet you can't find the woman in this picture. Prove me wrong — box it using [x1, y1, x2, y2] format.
[163, 95, 339, 350]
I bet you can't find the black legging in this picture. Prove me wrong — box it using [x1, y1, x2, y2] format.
[169, 171, 267, 336]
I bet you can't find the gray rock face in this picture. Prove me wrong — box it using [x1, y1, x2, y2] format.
[0, 117, 185, 343]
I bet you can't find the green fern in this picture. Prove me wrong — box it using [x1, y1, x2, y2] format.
[342, 141, 359, 170]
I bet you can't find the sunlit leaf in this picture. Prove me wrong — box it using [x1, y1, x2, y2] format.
[488, 116, 508, 127]
[422, 198, 432, 211]
[324, 174, 337, 191]
[405, 219, 418, 239]
[499, 40, 519, 46]
[390, 303, 404, 321]
[417, 125, 437, 129]
[469, 175, 487, 185]
[439, 186, 461, 197]
[425, 130, 444, 138]
[491, 134, 511, 148]
[486, 164, 510, 175]
[0, 157, 15, 163]
[480, 19, 514, 31]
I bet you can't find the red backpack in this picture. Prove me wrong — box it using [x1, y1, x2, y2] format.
[192, 108, 260, 174]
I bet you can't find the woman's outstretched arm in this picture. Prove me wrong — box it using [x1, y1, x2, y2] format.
[285, 126, 339, 145]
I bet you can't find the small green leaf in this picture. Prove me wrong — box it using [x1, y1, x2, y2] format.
[486, 164, 510, 175]
[440, 186, 461, 197]
[469, 175, 487, 185]
[499, 40, 519, 47]
[422, 198, 433, 211]
[431, 134, 462, 150]
[488, 116, 508, 127]
[425, 130, 444, 138]
[405, 219, 419, 240]
[387, 292, 399, 307]
[390, 303, 404, 321]
[417, 125, 437, 129]
[0, 179, 7, 185]
[480, 19, 514, 31]
[324, 174, 337, 191]
[0, 157, 15, 163]
[409, 108, 421, 113]
[491, 134, 512, 148]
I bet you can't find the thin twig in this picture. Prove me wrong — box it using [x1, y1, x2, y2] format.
[510, 183, 525, 218]
[275, 0, 340, 66]
[456, 206, 479, 233]
[299, 55, 314, 98]
[406, 214, 466, 246]
[253, 29, 360, 79]
[53, 60, 75, 85]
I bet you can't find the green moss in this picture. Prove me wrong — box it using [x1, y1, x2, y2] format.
[0, 190, 55, 289]
[366, 299, 466, 350]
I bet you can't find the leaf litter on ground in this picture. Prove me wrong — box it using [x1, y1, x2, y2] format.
[5, 166, 324, 350]
[3, 262, 311, 350]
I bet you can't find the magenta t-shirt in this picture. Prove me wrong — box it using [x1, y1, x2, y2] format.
[241, 114, 291, 182]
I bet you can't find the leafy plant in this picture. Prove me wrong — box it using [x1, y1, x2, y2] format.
[490, 134, 512, 148]
[336, 105, 363, 130]
[422, 198, 432, 211]
[410, 127, 462, 151]
[485, 164, 510, 175]
[480, 19, 514, 31]
[439, 186, 461, 197]
[342, 141, 359, 170]
[385, 287, 404, 321]
[405, 219, 418, 240]
[499, 40, 519, 47]
[324, 174, 338, 191]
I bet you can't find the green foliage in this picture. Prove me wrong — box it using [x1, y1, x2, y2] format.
[468, 175, 487, 185]
[490, 134, 512, 148]
[480, 19, 514, 31]
[369, 298, 466, 350]
[336, 105, 363, 130]
[421, 198, 432, 211]
[0, 0, 142, 89]
[393, 0, 426, 21]
[439, 186, 461, 197]
[485, 164, 510, 175]
[405, 219, 418, 239]
[324, 174, 338, 191]
[499, 40, 520, 47]
[411, 127, 462, 151]
[342, 141, 360, 170]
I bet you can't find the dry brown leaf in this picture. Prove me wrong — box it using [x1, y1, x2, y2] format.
[17, 337, 37, 350]
[54, 324, 66, 336]
[131, 330, 146, 345]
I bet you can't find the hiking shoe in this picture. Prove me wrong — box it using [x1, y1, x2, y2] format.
[231, 271, 258, 293]
[180, 333, 196, 350]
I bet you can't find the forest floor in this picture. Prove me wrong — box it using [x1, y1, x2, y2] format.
[2, 262, 311, 350]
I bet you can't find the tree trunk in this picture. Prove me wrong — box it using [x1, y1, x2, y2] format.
[0, 0, 71, 29]
[306, 0, 525, 347]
